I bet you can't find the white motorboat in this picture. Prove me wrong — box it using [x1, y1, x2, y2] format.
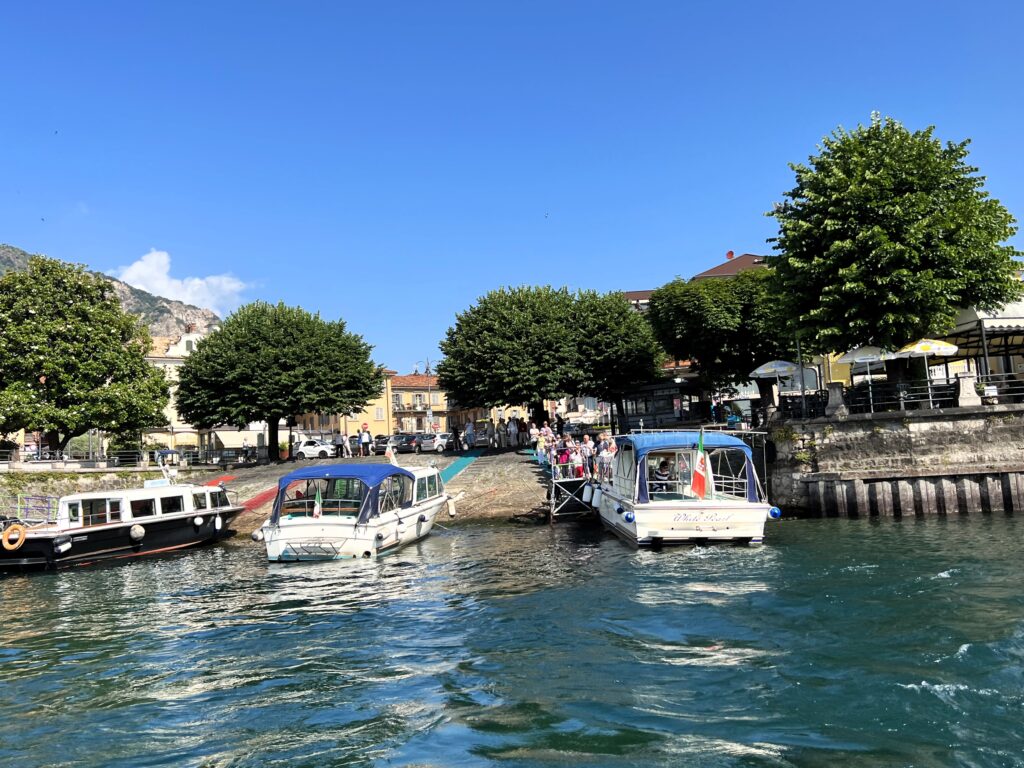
[592, 431, 780, 547]
[256, 463, 453, 561]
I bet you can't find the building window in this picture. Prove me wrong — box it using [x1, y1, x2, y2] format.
[392, 394, 402, 408]
[375, 407, 384, 421]
[185, 340, 194, 352]
[431, 393, 440, 405]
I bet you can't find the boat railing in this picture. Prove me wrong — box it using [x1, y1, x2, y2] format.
[0, 494, 59, 523]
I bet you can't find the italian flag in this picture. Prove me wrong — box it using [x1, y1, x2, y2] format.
[313, 484, 323, 518]
[692, 430, 711, 500]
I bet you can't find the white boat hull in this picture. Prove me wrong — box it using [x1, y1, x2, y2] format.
[264, 500, 444, 561]
[597, 490, 771, 546]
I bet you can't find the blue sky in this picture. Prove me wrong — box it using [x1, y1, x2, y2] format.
[3, 1, 1022, 371]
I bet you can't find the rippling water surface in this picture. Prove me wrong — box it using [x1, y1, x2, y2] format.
[3, 517, 1024, 767]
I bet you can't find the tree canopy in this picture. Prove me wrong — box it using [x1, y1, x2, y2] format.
[176, 301, 383, 455]
[437, 286, 663, 425]
[0, 256, 170, 450]
[647, 269, 792, 389]
[768, 114, 1022, 354]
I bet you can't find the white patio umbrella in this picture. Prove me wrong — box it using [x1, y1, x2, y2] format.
[837, 346, 898, 413]
[897, 339, 959, 408]
[750, 360, 801, 405]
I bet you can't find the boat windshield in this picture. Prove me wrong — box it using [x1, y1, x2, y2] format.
[644, 448, 755, 502]
[280, 477, 367, 518]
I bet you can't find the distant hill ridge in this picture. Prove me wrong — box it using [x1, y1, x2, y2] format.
[0, 243, 221, 337]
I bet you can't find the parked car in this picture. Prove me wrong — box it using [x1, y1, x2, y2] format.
[294, 439, 336, 459]
[393, 434, 420, 453]
[416, 433, 450, 453]
[373, 434, 403, 454]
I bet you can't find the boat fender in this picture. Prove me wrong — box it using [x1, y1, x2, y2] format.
[446, 498, 456, 518]
[624, 511, 635, 524]
[581, 484, 593, 504]
[768, 506, 783, 520]
[2, 524, 27, 552]
[251, 528, 265, 542]
[615, 505, 624, 515]
[591, 488, 603, 508]
[193, 516, 205, 527]
[53, 535, 72, 555]
[376, 532, 385, 541]
[418, 514, 427, 523]
[214, 515, 223, 531]
[129, 524, 146, 542]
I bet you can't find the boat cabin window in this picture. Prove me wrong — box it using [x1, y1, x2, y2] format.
[645, 451, 696, 501]
[416, 473, 442, 503]
[82, 498, 119, 526]
[66, 501, 81, 526]
[193, 493, 208, 510]
[131, 498, 156, 517]
[612, 444, 636, 497]
[210, 490, 230, 508]
[379, 475, 411, 514]
[280, 478, 366, 517]
[110, 500, 123, 522]
[161, 496, 184, 515]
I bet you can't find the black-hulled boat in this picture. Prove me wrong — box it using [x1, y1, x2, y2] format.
[0, 476, 244, 572]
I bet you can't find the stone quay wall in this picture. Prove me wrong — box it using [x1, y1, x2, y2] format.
[768, 403, 1024, 517]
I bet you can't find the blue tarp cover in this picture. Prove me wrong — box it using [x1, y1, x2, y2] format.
[616, 431, 754, 461]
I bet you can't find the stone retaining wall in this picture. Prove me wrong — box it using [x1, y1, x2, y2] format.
[769, 404, 1024, 516]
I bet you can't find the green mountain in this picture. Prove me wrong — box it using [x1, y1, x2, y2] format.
[0, 244, 221, 336]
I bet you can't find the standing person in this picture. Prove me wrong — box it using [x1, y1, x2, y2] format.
[486, 419, 495, 449]
[360, 425, 372, 457]
[464, 421, 475, 450]
[332, 431, 345, 458]
[242, 437, 250, 462]
[508, 418, 518, 449]
[341, 432, 353, 457]
[529, 422, 539, 448]
[497, 418, 507, 449]
[555, 414, 565, 436]
[580, 434, 595, 477]
[451, 425, 461, 453]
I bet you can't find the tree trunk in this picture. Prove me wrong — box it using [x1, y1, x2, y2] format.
[530, 401, 546, 428]
[45, 430, 61, 453]
[610, 399, 626, 436]
[267, 417, 281, 460]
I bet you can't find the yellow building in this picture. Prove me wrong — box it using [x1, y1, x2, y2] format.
[390, 374, 450, 434]
[297, 370, 395, 440]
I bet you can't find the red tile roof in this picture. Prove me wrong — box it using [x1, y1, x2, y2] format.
[691, 253, 767, 280]
[391, 374, 439, 389]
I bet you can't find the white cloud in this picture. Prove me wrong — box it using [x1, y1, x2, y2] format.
[111, 249, 249, 316]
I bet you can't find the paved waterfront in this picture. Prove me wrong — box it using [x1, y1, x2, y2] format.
[3, 515, 1024, 766]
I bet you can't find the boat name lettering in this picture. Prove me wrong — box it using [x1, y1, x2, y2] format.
[672, 512, 734, 522]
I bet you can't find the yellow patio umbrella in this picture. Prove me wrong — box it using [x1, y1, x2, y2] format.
[898, 339, 959, 408]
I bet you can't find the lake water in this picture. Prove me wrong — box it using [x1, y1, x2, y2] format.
[2, 517, 1023, 767]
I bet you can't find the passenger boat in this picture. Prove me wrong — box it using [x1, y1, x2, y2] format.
[0, 472, 243, 572]
[592, 431, 780, 546]
[255, 462, 453, 561]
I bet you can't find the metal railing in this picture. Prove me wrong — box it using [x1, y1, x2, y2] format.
[0, 495, 59, 522]
[976, 373, 1024, 404]
[846, 379, 958, 414]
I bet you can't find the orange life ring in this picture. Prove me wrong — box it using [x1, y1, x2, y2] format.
[2, 524, 27, 552]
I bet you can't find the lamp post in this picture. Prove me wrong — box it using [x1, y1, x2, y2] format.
[416, 358, 434, 433]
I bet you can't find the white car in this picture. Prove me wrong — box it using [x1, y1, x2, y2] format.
[293, 439, 336, 460]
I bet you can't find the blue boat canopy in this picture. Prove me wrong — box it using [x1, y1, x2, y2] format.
[271, 463, 417, 525]
[615, 431, 754, 461]
[274, 463, 414, 492]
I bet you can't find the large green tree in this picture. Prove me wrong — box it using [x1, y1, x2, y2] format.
[573, 290, 664, 423]
[0, 256, 169, 451]
[769, 114, 1022, 354]
[647, 269, 792, 391]
[437, 286, 663, 428]
[437, 287, 581, 422]
[176, 301, 383, 456]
